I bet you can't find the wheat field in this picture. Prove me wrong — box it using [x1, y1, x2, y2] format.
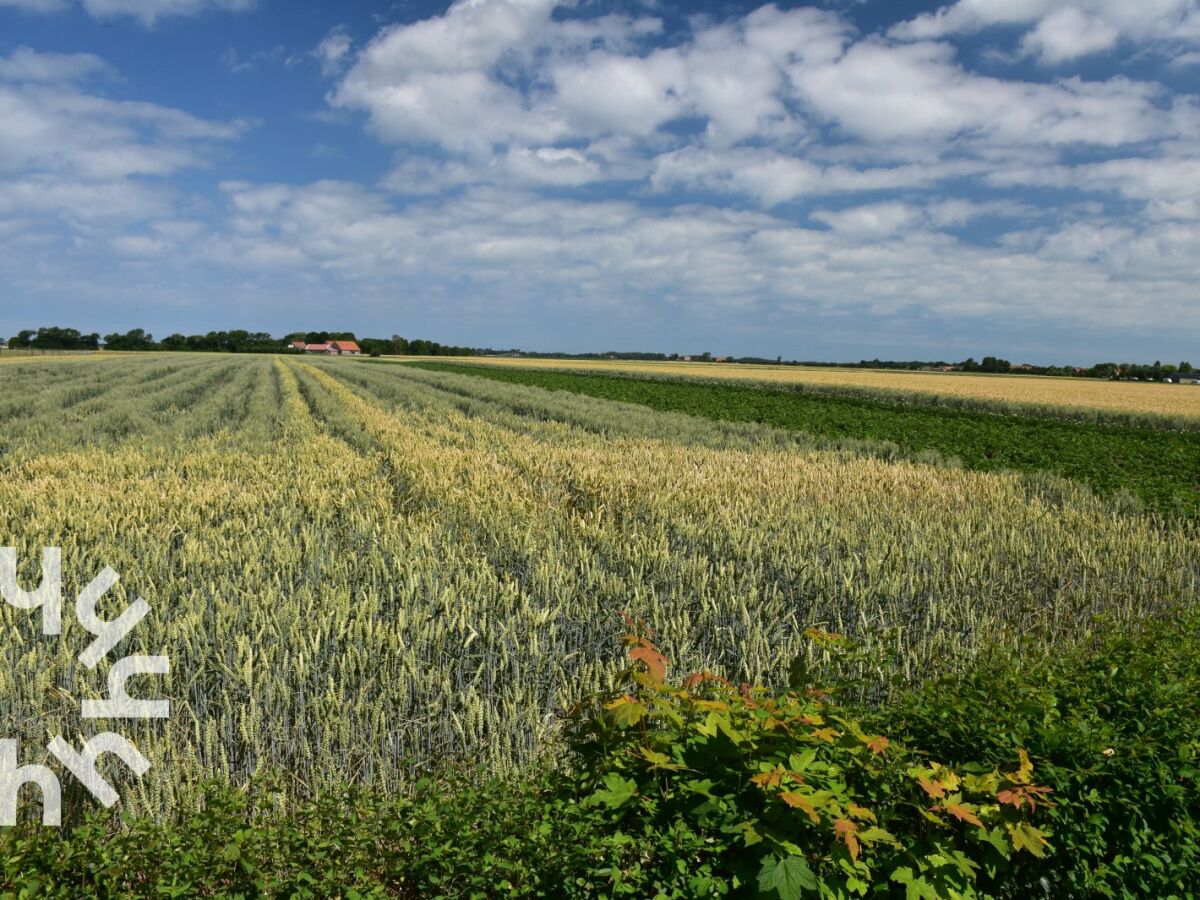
[0, 354, 1195, 817]
[413, 355, 1200, 423]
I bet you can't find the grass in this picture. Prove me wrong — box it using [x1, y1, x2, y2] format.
[407, 361, 1200, 517]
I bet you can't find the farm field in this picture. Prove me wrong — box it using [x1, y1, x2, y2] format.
[409, 361, 1200, 517]
[1, 353, 1197, 896]
[414, 355, 1200, 425]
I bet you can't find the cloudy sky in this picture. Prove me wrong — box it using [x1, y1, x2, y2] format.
[1, 0, 1198, 362]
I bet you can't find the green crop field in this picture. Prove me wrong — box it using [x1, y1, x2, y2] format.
[408, 360, 1200, 518]
[1, 353, 1197, 896]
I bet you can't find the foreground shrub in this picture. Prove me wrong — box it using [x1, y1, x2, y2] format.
[566, 623, 1051, 898]
[875, 610, 1200, 899]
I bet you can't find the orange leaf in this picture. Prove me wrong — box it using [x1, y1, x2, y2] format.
[997, 784, 1054, 812]
[863, 735, 890, 754]
[751, 769, 783, 789]
[681, 671, 731, 689]
[846, 803, 877, 823]
[811, 727, 840, 743]
[834, 818, 860, 861]
[939, 802, 983, 827]
[996, 789, 1022, 809]
[918, 775, 947, 800]
[629, 645, 668, 684]
[780, 790, 820, 823]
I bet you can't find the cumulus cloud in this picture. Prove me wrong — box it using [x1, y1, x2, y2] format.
[892, 0, 1200, 63]
[186, 180, 1200, 339]
[1019, 7, 1121, 63]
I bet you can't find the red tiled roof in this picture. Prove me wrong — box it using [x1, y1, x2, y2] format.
[330, 341, 361, 352]
[305, 343, 329, 351]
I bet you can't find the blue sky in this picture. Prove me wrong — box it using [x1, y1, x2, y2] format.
[1, 0, 1198, 362]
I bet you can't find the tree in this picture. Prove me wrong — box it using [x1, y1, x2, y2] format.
[104, 329, 156, 351]
[29, 327, 99, 350]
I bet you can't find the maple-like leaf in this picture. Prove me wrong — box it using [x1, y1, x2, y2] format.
[604, 694, 646, 728]
[629, 644, 668, 684]
[938, 802, 983, 827]
[846, 802, 877, 823]
[1008, 821, 1050, 857]
[1012, 748, 1034, 784]
[779, 790, 820, 823]
[863, 735, 890, 754]
[918, 775, 947, 800]
[752, 769, 784, 790]
[810, 727, 839, 743]
[834, 818, 860, 861]
[997, 784, 1053, 812]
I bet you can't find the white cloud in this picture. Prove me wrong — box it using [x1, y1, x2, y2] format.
[0, 47, 245, 242]
[221, 45, 301, 75]
[81, 0, 255, 26]
[812, 202, 922, 239]
[315, 26, 352, 76]
[796, 40, 1179, 148]
[329, 0, 1186, 216]
[190, 181, 1200, 337]
[0, 0, 69, 11]
[0, 0, 256, 24]
[0, 47, 112, 82]
[892, 0, 1200, 63]
[1020, 7, 1120, 63]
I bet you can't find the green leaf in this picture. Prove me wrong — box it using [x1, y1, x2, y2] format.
[890, 867, 939, 900]
[1008, 822, 1050, 858]
[757, 855, 818, 900]
[585, 773, 637, 809]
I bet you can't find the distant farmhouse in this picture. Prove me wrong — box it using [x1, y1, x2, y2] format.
[290, 340, 362, 356]
[0, 338, 7, 350]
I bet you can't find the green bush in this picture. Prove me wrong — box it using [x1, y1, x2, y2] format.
[874, 611, 1200, 898]
[564, 624, 1051, 898]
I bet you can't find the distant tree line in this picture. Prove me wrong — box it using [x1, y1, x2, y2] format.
[474, 348, 1196, 382]
[4, 328, 1191, 380]
[5, 327, 477, 357]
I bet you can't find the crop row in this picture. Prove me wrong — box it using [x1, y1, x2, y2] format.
[409, 361, 1200, 517]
